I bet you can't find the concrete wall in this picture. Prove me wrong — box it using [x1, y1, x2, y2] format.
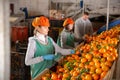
[10, 0, 120, 17]
[52, 0, 80, 3]
[84, 0, 120, 10]
[10, 0, 49, 16]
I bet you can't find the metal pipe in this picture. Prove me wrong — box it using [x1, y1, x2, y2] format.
[106, 0, 110, 30]
[83, 0, 84, 14]
[49, 0, 51, 17]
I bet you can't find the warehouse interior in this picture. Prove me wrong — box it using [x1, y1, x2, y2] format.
[0, 0, 120, 80]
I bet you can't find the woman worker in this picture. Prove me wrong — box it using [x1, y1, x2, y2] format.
[57, 18, 75, 49]
[25, 16, 75, 79]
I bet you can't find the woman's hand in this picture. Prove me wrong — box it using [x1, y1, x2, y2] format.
[42, 54, 55, 60]
[70, 50, 75, 54]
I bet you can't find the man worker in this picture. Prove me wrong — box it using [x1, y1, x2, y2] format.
[74, 12, 93, 46]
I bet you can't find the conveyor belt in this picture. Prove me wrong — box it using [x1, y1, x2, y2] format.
[97, 19, 120, 34]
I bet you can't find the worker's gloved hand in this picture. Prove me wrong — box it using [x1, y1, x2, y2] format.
[42, 54, 55, 60]
[70, 50, 75, 54]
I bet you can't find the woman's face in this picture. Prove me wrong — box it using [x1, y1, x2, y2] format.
[37, 26, 49, 35]
[67, 24, 74, 31]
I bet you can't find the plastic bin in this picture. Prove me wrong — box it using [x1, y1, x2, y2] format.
[11, 26, 28, 43]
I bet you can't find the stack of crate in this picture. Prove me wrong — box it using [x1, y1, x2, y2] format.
[11, 52, 30, 80]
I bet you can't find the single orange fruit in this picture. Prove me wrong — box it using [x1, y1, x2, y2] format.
[79, 63, 84, 68]
[100, 71, 107, 79]
[89, 61, 95, 66]
[75, 51, 80, 55]
[51, 73, 58, 80]
[85, 53, 93, 61]
[81, 57, 88, 63]
[41, 76, 48, 80]
[101, 65, 109, 72]
[85, 74, 92, 80]
[95, 68, 102, 74]
[92, 73, 99, 80]
[95, 62, 101, 68]
[105, 61, 112, 67]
